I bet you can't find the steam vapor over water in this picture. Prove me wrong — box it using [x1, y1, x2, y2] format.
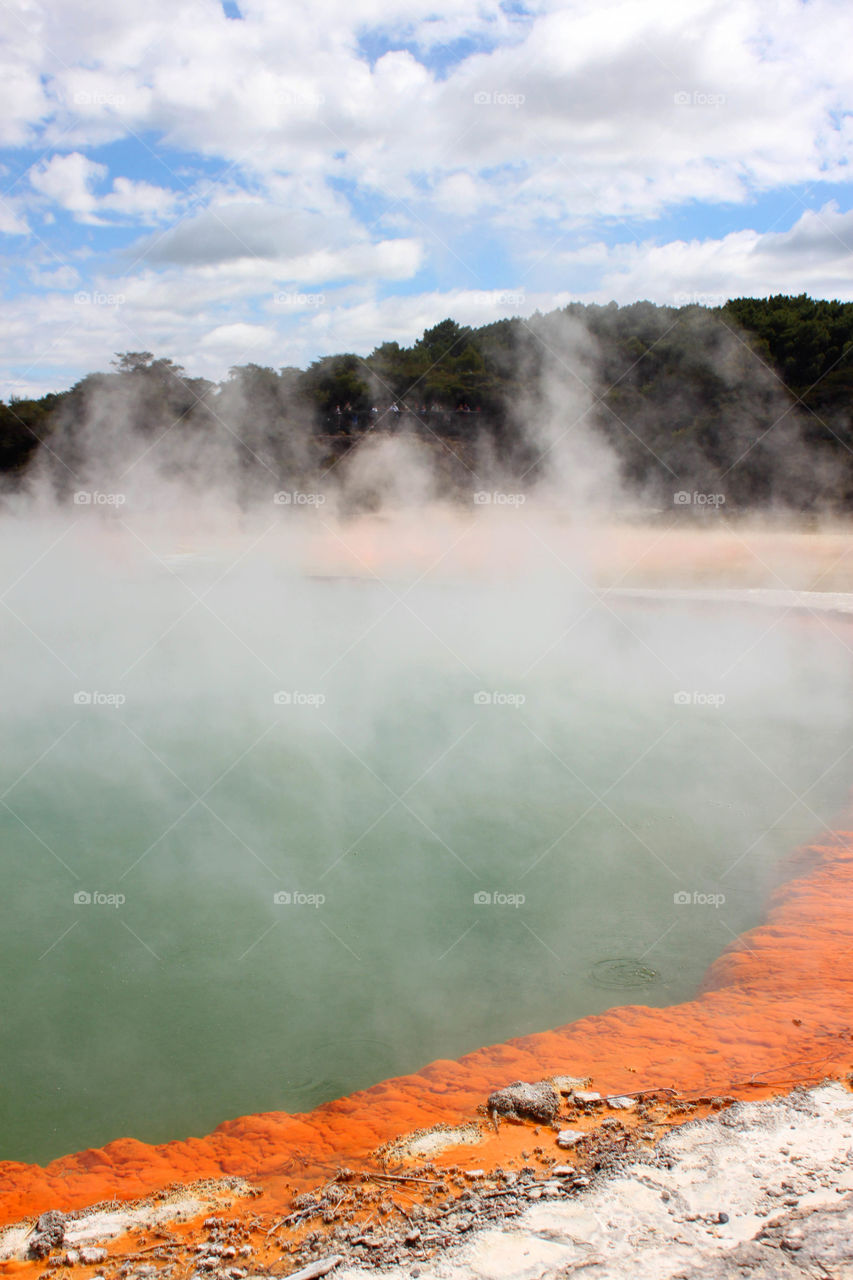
[2, 491, 853, 1163]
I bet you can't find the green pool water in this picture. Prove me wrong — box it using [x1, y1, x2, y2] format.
[2, 527, 850, 1163]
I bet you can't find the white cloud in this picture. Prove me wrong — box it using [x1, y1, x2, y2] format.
[29, 153, 108, 219]
[1, 0, 852, 397]
[28, 153, 177, 225]
[549, 203, 853, 306]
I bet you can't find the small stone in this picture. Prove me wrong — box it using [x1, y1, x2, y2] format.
[572, 1090, 602, 1106]
[64, 1252, 80, 1267]
[464, 1170, 484, 1180]
[487, 1080, 561, 1124]
[556, 1128, 586, 1148]
[606, 1096, 637, 1111]
[551, 1166, 575, 1176]
[79, 1249, 107, 1266]
[781, 1229, 805, 1252]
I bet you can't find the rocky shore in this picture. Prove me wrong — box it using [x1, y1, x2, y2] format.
[3, 1076, 853, 1280]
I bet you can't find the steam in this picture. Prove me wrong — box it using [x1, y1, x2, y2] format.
[2, 315, 853, 1164]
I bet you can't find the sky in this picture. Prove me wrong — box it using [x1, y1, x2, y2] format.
[0, 0, 851, 398]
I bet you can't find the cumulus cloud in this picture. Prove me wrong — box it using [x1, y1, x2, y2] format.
[0, 0, 851, 393]
[28, 152, 178, 225]
[549, 203, 853, 307]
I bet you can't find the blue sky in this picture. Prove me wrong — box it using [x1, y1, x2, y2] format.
[0, 0, 851, 397]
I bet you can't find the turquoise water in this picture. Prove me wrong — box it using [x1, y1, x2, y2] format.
[2, 530, 851, 1163]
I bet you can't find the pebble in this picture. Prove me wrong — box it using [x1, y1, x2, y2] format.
[556, 1128, 586, 1148]
[606, 1096, 637, 1111]
[573, 1091, 602, 1105]
[79, 1248, 107, 1266]
[781, 1228, 805, 1252]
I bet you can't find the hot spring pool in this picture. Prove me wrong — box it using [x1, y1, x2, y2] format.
[2, 522, 851, 1163]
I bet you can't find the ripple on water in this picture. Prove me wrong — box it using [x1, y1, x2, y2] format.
[588, 958, 661, 990]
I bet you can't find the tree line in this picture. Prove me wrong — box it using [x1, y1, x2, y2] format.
[2, 294, 852, 509]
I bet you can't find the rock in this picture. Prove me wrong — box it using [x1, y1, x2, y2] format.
[28, 1211, 67, 1260]
[551, 1075, 591, 1094]
[64, 1251, 80, 1267]
[487, 1080, 561, 1124]
[464, 1169, 485, 1179]
[572, 1090, 602, 1106]
[551, 1166, 576, 1176]
[556, 1128, 586, 1148]
[607, 1095, 637, 1110]
[781, 1228, 805, 1251]
[79, 1248, 107, 1266]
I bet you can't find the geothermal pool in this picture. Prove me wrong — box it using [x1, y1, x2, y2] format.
[2, 517, 851, 1164]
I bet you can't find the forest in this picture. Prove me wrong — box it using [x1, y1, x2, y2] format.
[2, 294, 852, 510]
